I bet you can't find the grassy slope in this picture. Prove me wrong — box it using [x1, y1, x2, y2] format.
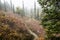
[0, 11, 34, 40]
[0, 11, 45, 40]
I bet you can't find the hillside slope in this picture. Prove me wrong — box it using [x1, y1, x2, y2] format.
[0, 11, 45, 40]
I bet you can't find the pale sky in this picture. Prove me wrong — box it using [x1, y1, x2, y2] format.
[1, 0, 41, 9]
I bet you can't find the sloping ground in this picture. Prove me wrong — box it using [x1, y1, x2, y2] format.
[24, 18, 45, 37]
[0, 11, 34, 40]
[23, 18, 45, 40]
[0, 11, 45, 40]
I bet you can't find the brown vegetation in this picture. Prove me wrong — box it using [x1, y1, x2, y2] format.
[0, 11, 45, 40]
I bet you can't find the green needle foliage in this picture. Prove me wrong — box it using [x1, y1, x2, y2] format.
[38, 0, 60, 40]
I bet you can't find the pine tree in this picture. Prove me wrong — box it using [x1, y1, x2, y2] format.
[38, 0, 60, 39]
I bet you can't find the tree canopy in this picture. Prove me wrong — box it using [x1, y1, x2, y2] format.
[38, 0, 60, 39]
